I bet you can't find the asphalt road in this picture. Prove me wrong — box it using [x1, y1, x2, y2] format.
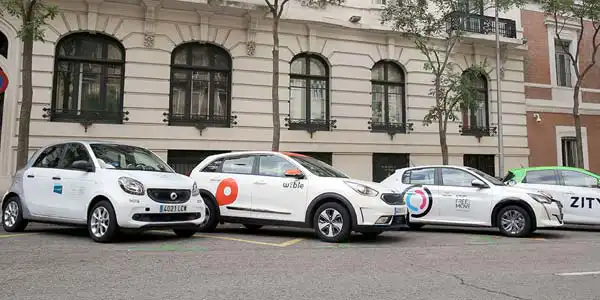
[2, 223, 600, 300]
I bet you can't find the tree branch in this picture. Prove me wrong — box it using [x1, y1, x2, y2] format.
[277, 0, 289, 18]
[264, 0, 276, 14]
[553, 12, 579, 74]
[579, 23, 600, 79]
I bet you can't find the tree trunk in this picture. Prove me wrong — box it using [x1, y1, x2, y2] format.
[439, 120, 449, 165]
[573, 81, 584, 168]
[435, 79, 449, 165]
[16, 36, 34, 170]
[270, 17, 281, 151]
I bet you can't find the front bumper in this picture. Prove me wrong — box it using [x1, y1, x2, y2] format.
[115, 193, 207, 229]
[354, 204, 407, 232]
[537, 201, 564, 228]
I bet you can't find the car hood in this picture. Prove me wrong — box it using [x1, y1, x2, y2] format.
[109, 170, 194, 189]
[499, 185, 553, 198]
[342, 178, 397, 193]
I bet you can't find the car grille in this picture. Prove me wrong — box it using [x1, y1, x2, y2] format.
[147, 189, 191, 204]
[380, 193, 405, 205]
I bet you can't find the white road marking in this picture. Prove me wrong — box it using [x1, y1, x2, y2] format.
[556, 271, 600, 276]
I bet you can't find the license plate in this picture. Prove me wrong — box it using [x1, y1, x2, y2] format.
[159, 205, 187, 213]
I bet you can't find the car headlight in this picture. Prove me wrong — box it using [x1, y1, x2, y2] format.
[118, 177, 145, 195]
[192, 182, 200, 196]
[528, 193, 552, 204]
[344, 181, 379, 197]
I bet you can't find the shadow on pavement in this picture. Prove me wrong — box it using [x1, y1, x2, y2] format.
[403, 226, 565, 240]
[23, 226, 188, 244]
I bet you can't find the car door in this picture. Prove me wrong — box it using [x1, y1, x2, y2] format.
[436, 167, 492, 225]
[558, 170, 600, 225]
[54, 142, 96, 221]
[514, 170, 568, 219]
[250, 154, 309, 223]
[400, 167, 440, 222]
[22, 143, 67, 217]
[207, 154, 258, 219]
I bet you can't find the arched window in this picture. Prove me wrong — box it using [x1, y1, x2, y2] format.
[288, 53, 331, 130]
[461, 70, 490, 135]
[51, 32, 125, 123]
[169, 43, 232, 127]
[370, 60, 407, 132]
[0, 31, 8, 59]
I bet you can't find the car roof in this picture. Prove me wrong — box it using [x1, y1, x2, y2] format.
[508, 166, 600, 177]
[205, 151, 308, 159]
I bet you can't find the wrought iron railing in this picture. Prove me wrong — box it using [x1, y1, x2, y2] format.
[163, 112, 238, 133]
[446, 12, 517, 39]
[285, 117, 337, 138]
[42, 107, 129, 132]
[459, 124, 498, 141]
[368, 121, 414, 140]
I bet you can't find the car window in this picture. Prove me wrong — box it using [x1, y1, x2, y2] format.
[201, 158, 223, 173]
[560, 170, 599, 188]
[523, 170, 558, 184]
[221, 156, 255, 175]
[403, 168, 435, 185]
[258, 155, 297, 177]
[32, 144, 66, 169]
[441, 168, 478, 187]
[288, 155, 348, 178]
[58, 143, 92, 170]
[90, 143, 173, 172]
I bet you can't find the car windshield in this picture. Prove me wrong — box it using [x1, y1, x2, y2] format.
[289, 155, 349, 178]
[89, 143, 174, 173]
[467, 167, 505, 186]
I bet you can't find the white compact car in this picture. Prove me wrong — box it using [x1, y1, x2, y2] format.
[189, 151, 408, 242]
[1, 141, 206, 242]
[379, 165, 564, 237]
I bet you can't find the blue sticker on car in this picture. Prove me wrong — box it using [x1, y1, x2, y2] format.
[53, 184, 63, 194]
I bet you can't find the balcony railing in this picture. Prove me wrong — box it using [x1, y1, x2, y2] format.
[446, 12, 517, 39]
[285, 117, 337, 138]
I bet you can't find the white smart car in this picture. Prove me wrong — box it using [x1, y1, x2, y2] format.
[1, 141, 206, 242]
[189, 151, 408, 243]
[380, 165, 564, 237]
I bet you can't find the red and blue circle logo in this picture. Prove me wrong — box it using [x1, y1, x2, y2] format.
[401, 185, 433, 218]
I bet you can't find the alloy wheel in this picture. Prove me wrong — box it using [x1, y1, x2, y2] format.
[3, 201, 18, 228]
[90, 206, 110, 238]
[500, 209, 526, 235]
[317, 208, 344, 238]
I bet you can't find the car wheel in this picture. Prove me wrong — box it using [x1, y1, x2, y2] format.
[2, 196, 28, 232]
[497, 205, 533, 237]
[361, 231, 383, 239]
[87, 200, 119, 243]
[313, 202, 352, 243]
[173, 229, 197, 238]
[197, 196, 219, 232]
[243, 224, 263, 231]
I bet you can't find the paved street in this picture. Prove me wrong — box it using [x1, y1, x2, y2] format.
[2, 223, 600, 300]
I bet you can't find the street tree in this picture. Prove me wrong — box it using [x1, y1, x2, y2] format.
[380, 0, 524, 164]
[538, 0, 600, 168]
[0, 0, 57, 170]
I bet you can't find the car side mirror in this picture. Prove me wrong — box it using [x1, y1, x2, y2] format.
[471, 179, 487, 188]
[72, 160, 94, 172]
[284, 169, 304, 179]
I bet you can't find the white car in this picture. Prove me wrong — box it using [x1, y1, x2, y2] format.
[189, 151, 408, 242]
[379, 165, 564, 237]
[1, 141, 206, 242]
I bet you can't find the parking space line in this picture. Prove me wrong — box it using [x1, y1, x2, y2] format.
[0, 233, 38, 238]
[556, 271, 600, 276]
[194, 234, 304, 247]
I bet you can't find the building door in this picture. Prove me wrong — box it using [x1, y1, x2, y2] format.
[167, 150, 230, 175]
[372, 153, 410, 183]
[463, 154, 496, 177]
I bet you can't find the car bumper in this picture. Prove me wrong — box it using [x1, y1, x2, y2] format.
[354, 204, 407, 232]
[115, 194, 207, 229]
[536, 201, 564, 228]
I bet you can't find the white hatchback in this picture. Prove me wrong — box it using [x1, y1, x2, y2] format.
[189, 151, 408, 243]
[380, 165, 564, 237]
[1, 141, 206, 242]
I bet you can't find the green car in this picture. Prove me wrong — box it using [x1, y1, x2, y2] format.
[504, 166, 600, 225]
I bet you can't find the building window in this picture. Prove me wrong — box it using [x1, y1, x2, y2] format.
[463, 154, 495, 177]
[51, 32, 125, 123]
[460, 69, 492, 137]
[169, 43, 232, 127]
[555, 39, 572, 87]
[561, 136, 578, 167]
[167, 150, 230, 175]
[370, 61, 408, 134]
[372, 153, 409, 183]
[288, 53, 332, 131]
[0, 30, 8, 59]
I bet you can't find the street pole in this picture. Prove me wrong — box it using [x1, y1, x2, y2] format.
[495, 0, 504, 178]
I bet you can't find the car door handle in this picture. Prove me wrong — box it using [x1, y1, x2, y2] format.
[442, 193, 452, 196]
[253, 181, 266, 185]
[52, 176, 61, 180]
[209, 177, 222, 182]
[565, 191, 575, 195]
[26, 174, 34, 178]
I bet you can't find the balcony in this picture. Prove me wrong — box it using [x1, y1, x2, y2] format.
[446, 12, 517, 39]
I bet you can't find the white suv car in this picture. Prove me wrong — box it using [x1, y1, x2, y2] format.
[1, 141, 206, 242]
[189, 151, 408, 242]
[380, 165, 564, 237]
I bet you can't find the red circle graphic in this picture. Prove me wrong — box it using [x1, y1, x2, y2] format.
[215, 178, 238, 206]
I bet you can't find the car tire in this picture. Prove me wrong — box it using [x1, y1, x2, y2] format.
[197, 195, 219, 232]
[2, 196, 28, 232]
[313, 202, 352, 243]
[243, 224, 263, 231]
[87, 200, 119, 243]
[497, 205, 533, 237]
[361, 231, 383, 239]
[173, 229, 197, 238]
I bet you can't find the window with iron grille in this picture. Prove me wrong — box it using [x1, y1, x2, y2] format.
[561, 136, 578, 167]
[555, 40, 572, 87]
